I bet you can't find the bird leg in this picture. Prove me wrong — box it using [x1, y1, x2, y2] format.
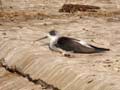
[62, 51, 72, 57]
[55, 48, 73, 57]
[50, 45, 73, 57]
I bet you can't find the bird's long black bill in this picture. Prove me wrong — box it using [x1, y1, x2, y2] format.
[35, 36, 48, 41]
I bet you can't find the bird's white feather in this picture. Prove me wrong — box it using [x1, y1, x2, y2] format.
[79, 40, 92, 48]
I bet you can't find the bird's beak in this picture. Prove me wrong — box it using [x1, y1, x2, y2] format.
[35, 36, 48, 41]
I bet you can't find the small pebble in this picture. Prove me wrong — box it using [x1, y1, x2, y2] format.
[2, 32, 6, 35]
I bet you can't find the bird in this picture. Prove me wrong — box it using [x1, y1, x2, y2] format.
[36, 30, 110, 57]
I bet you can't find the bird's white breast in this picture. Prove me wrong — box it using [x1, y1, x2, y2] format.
[49, 36, 59, 50]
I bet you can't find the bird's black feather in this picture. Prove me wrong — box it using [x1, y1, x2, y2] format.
[55, 37, 110, 53]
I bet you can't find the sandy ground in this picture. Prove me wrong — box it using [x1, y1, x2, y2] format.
[0, 0, 120, 90]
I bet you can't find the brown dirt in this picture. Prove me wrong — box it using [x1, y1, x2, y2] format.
[59, 4, 100, 13]
[0, 0, 120, 90]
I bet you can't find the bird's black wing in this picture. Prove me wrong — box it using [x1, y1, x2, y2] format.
[55, 37, 110, 53]
[55, 37, 95, 53]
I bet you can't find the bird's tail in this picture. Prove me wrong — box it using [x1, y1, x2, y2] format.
[90, 45, 110, 53]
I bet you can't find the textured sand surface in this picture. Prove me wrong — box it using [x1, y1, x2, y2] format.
[0, 0, 120, 90]
[0, 66, 42, 90]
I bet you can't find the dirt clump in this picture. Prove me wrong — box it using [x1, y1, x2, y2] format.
[59, 4, 101, 13]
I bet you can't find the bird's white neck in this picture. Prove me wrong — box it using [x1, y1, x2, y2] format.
[49, 36, 59, 44]
[48, 35, 59, 51]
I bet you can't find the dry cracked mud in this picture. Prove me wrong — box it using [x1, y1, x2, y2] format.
[0, 0, 120, 90]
